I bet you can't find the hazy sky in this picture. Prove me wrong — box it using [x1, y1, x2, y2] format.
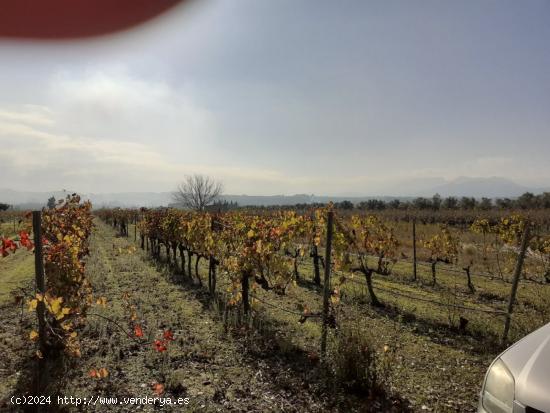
[1, 0, 549, 195]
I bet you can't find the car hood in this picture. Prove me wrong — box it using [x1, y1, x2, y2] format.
[500, 322, 550, 411]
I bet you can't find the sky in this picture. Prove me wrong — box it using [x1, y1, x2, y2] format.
[1, 0, 549, 196]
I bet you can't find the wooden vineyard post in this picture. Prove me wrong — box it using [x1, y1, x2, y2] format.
[32, 211, 46, 392]
[311, 211, 321, 286]
[208, 216, 213, 294]
[412, 219, 417, 281]
[320, 210, 334, 359]
[242, 272, 250, 316]
[134, 217, 137, 242]
[208, 216, 216, 296]
[502, 223, 531, 345]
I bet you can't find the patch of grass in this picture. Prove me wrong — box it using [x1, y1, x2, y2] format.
[0, 250, 34, 305]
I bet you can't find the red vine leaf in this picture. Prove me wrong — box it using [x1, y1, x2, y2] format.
[134, 324, 144, 338]
[152, 382, 165, 395]
[154, 339, 167, 352]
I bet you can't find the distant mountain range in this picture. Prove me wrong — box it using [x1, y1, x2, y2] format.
[421, 176, 538, 198]
[1, 177, 547, 208]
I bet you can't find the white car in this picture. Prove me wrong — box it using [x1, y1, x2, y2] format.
[478, 322, 550, 413]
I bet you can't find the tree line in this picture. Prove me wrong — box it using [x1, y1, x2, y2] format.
[237, 192, 550, 212]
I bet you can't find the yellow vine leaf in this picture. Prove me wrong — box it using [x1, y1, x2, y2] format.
[49, 297, 63, 316]
[28, 299, 38, 312]
[58, 307, 71, 320]
[96, 297, 107, 307]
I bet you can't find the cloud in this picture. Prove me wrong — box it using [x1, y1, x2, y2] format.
[0, 68, 221, 191]
[0, 68, 364, 194]
[1, 66, 548, 195]
[0, 105, 55, 127]
[2, 105, 546, 194]
[0, 106, 298, 193]
[46, 68, 216, 156]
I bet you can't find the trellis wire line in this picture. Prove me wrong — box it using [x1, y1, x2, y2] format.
[346, 251, 549, 286]
[249, 292, 319, 317]
[172, 240, 549, 288]
[373, 284, 507, 315]
[413, 261, 503, 280]
[157, 241, 508, 318]
[348, 251, 503, 280]
[334, 270, 507, 315]
[136, 223, 525, 324]
[414, 260, 549, 286]
[341, 249, 546, 285]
